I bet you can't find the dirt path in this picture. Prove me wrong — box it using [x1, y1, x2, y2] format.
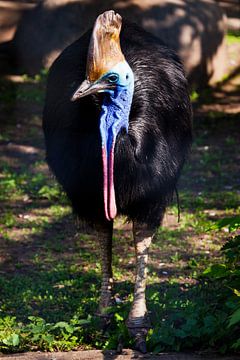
[1, 349, 240, 360]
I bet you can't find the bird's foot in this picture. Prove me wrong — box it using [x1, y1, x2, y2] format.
[128, 326, 148, 353]
[126, 317, 151, 353]
[96, 296, 115, 331]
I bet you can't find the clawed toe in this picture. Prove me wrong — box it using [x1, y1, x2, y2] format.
[135, 336, 147, 353]
[128, 326, 149, 354]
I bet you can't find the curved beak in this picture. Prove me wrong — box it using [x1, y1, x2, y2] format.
[71, 79, 115, 101]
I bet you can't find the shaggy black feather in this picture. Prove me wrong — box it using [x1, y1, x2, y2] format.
[43, 21, 192, 228]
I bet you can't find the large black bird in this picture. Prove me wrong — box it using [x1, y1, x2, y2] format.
[43, 10, 192, 352]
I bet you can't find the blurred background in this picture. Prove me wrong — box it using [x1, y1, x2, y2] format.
[0, 0, 238, 86]
[0, 0, 240, 355]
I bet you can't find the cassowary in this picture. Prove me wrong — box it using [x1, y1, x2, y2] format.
[43, 10, 192, 352]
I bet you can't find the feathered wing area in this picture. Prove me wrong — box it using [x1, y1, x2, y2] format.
[87, 10, 125, 82]
[43, 21, 192, 228]
[114, 23, 192, 226]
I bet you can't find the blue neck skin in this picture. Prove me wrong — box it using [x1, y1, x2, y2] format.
[98, 61, 134, 220]
[99, 85, 134, 154]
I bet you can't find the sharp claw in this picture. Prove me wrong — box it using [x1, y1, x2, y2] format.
[135, 340, 147, 354]
[127, 326, 148, 354]
[135, 338, 147, 354]
[116, 334, 124, 354]
[134, 330, 148, 353]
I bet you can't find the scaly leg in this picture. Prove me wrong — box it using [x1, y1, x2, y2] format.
[96, 221, 114, 318]
[127, 221, 155, 353]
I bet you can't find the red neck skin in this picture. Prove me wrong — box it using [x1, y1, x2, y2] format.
[102, 142, 117, 221]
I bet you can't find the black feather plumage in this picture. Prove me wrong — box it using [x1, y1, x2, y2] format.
[43, 21, 192, 228]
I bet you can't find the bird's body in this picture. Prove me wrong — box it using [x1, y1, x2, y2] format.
[43, 21, 191, 226]
[43, 11, 192, 352]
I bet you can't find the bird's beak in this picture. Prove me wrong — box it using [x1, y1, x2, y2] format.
[71, 79, 115, 101]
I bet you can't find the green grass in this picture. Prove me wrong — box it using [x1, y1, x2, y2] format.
[0, 161, 239, 352]
[226, 30, 240, 45]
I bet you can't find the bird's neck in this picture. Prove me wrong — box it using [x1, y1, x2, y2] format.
[99, 85, 134, 221]
[100, 86, 134, 152]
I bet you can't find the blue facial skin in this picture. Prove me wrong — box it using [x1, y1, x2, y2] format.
[98, 61, 134, 154]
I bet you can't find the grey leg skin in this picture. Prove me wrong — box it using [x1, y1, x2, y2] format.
[96, 221, 114, 318]
[126, 221, 155, 353]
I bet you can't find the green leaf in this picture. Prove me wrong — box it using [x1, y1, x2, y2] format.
[42, 334, 54, 343]
[31, 325, 45, 334]
[28, 316, 45, 324]
[38, 185, 61, 200]
[3, 333, 20, 346]
[11, 333, 20, 347]
[54, 321, 74, 333]
[175, 329, 187, 338]
[32, 334, 41, 341]
[233, 289, 240, 297]
[53, 321, 69, 329]
[203, 315, 215, 328]
[211, 216, 240, 232]
[115, 313, 124, 322]
[75, 319, 90, 325]
[202, 264, 229, 278]
[232, 338, 240, 350]
[228, 308, 240, 327]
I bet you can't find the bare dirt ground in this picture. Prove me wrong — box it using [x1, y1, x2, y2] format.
[0, 349, 240, 360]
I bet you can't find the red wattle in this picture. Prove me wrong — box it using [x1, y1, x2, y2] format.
[101, 145, 117, 221]
[109, 141, 117, 219]
[102, 147, 110, 221]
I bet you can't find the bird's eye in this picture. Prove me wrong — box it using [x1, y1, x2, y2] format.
[107, 74, 119, 83]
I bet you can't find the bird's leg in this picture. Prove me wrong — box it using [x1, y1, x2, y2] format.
[127, 221, 155, 353]
[96, 221, 114, 320]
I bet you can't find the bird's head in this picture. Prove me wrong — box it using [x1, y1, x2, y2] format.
[71, 10, 134, 100]
[71, 10, 134, 221]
